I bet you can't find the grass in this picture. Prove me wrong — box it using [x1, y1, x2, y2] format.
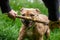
[0, 0, 60, 40]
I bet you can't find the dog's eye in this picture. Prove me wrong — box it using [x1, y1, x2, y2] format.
[22, 14, 25, 16]
[30, 14, 34, 16]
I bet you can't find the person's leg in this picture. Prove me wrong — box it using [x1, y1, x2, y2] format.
[42, 0, 59, 29]
[49, 0, 60, 29]
[59, 0, 60, 19]
[42, 0, 59, 21]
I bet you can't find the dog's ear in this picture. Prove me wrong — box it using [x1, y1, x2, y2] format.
[35, 9, 40, 14]
[36, 9, 40, 12]
[20, 8, 24, 12]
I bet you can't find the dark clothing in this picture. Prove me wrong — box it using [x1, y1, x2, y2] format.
[42, 0, 59, 21]
[0, 0, 11, 13]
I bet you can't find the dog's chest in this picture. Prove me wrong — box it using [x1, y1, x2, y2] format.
[26, 29, 33, 36]
[26, 27, 34, 36]
[26, 24, 36, 37]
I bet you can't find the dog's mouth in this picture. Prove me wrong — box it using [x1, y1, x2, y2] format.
[22, 19, 33, 27]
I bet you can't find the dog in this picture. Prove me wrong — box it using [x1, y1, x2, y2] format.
[18, 8, 50, 40]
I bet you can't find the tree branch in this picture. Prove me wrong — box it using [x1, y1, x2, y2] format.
[16, 15, 49, 25]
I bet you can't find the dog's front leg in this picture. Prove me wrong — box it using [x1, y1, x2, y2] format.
[45, 26, 50, 40]
[18, 25, 26, 40]
[39, 36, 43, 40]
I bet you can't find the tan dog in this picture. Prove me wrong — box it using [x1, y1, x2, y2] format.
[18, 8, 50, 40]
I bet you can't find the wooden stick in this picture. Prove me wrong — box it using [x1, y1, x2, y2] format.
[16, 15, 49, 25]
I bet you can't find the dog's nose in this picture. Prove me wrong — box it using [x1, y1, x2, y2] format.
[22, 14, 25, 16]
[30, 14, 34, 16]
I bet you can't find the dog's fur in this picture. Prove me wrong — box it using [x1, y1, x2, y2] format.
[18, 8, 50, 40]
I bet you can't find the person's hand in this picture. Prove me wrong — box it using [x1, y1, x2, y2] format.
[8, 10, 17, 20]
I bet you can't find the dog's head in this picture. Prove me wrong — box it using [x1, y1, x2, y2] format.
[20, 8, 40, 26]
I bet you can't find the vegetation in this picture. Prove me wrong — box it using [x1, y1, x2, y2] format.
[0, 0, 60, 40]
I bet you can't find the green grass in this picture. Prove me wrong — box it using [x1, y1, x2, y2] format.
[0, 0, 60, 40]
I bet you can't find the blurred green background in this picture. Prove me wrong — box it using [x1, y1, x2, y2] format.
[0, 0, 60, 40]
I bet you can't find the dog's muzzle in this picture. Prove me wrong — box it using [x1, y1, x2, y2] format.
[21, 19, 33, 27]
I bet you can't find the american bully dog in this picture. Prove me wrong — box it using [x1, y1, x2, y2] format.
[18, 8, 50, 40]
